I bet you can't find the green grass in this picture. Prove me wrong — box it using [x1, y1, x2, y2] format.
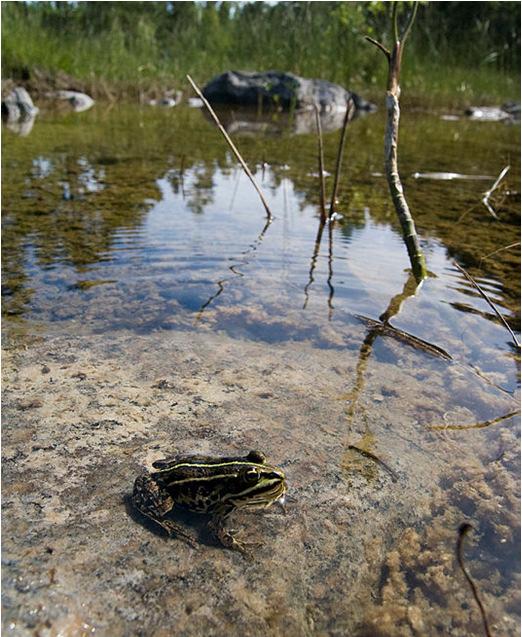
[2, 1, 519, 104]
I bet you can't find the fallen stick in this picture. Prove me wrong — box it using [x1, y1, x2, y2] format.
[186, 75, 273, 220]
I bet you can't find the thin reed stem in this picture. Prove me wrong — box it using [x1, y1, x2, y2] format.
[328, 100, 354, 218]
[314, 105, 327, 222]
[454, 261, 520, 348]
[186, 74, 273, 220]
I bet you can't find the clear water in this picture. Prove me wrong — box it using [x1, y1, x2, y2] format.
[2, 102, 520, 634]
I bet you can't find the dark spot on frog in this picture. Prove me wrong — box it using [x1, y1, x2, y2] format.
[41, 365, 51, 374]
[257, 392, 273, 399]
[72, 372, 87, 381]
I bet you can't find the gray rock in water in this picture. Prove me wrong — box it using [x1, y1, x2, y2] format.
[54, 90, 95, 112]
[2, 86, 39, 124]
[202, 70, 376, 114]
[465, 103, 520, 122]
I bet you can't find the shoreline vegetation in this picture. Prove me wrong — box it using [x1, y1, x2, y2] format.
[1, 1, 520, 105]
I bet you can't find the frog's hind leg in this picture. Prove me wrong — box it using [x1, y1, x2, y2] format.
[133, 475, 198, 548]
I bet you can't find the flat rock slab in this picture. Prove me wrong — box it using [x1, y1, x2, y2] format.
[2, 329, 519, 636]
[202, 70, 376, 113]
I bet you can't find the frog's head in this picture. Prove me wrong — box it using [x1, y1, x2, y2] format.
[228, 461, 287, 510]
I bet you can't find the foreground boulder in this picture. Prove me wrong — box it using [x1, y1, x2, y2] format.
[202, 70, 376, 113]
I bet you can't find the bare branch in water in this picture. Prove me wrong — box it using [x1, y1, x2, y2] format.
[456, 524, 492, 637]
[454, 261, 520, 348]
[428, 409, 520, 431]
[482, 165, 510, 218]
[186, 75, 273, 220]
[314, 105, 327, 222]
[329, 99, 354, 218]
[365, 2, 427, 281]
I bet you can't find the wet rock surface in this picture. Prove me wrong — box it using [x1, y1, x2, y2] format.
[1, 87, 39, 136]
[2, 328, 519, 636]
[202, 70, 376, 113]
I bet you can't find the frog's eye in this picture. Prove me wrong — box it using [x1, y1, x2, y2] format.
[242, 468, 260, 483]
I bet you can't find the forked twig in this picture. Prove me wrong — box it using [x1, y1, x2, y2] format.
[454, 261, 520, 348]
[456, 524, 492, 637]
[186, 75, 273, 220]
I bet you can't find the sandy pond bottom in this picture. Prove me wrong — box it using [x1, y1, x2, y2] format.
[2, 323, 519, 637]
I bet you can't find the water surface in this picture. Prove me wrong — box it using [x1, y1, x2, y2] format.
[2, 102, 520, 635]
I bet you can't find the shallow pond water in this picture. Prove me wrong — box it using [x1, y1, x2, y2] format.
[2, 102, 520, 636]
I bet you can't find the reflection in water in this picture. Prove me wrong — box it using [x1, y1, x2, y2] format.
[303, 220, 326, 309]
[202, 103, 373, 136]
[195, 215, 272, 321]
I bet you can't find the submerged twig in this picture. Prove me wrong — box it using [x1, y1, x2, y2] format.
[428, 409, 520, 431]
[314, 105, 327, 222]
[186, 74, 273, 220]
[454, 261, 520, 348]
[354, 314, 452, 360]
[456, 524, 492, 637]
[347, 445, 398, 482]
[479, 241, 520, 265]
[328, 99, 354, 218]
[482, 165, 509, 219]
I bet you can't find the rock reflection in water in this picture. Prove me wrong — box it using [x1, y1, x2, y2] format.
[202, 104, 373, 136]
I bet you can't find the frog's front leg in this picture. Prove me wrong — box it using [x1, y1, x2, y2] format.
[208, 505, 261, 554]
[133, 474, 198, 548]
